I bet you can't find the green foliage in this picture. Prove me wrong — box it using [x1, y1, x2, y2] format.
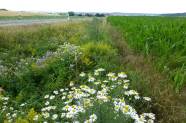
[108, 16, 186, 91]
[15, 118, 29, 123]
[81, 42, 117, 70]
[86, 18, 106, 42]
[68, 11, 75, 16]
[0, 23, 87, 97]
[27, 108, 38, 122]
[0, 69, 155, 123]
[0, 18, 156, 123]
[82, 42, 115, 57]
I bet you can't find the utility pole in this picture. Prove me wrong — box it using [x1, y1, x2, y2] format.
[67, 12, 70, 21]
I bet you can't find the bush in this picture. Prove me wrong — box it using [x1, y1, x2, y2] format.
[68, 11, 75, 16]
[81, 42, 117, 70]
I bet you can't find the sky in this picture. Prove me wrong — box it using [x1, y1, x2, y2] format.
[0, 0, 186, 13]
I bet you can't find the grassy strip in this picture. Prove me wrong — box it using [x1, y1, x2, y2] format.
[0, 16, 185, 123]
[3, 17, 184, 123]
[0, 18, 155, 123]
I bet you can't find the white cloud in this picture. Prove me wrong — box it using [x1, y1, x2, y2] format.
[0, 0, 186, 13]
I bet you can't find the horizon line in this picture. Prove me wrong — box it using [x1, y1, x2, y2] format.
[1, 9, 186, 15]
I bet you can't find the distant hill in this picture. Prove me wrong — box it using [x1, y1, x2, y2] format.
[107, 12, 186, 17]
[0, 9, 8, 11]
[108, 12, 160, 16]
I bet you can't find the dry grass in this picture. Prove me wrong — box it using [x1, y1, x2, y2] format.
[0, 10, 46, 16]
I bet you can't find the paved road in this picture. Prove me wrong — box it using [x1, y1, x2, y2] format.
[0, 18, 90, 26]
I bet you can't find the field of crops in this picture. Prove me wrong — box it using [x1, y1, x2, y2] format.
[0, 17, 186, 123]
[108, 16, 186, 91]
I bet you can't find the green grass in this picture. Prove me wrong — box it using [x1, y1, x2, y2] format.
[108, 16, 186, 91]
[2, 16, 185, 123]
[0, 18, 156, 123]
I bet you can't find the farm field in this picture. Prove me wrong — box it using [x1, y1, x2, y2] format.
[108, 16, 186, 91]
[0, 11, 92, 27]
[0, 10, 47, 17]
[0, 10, 56, 20]
[0, 17, 185, 123]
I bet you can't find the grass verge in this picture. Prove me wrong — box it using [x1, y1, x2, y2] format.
[0, 18, 155, 123]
